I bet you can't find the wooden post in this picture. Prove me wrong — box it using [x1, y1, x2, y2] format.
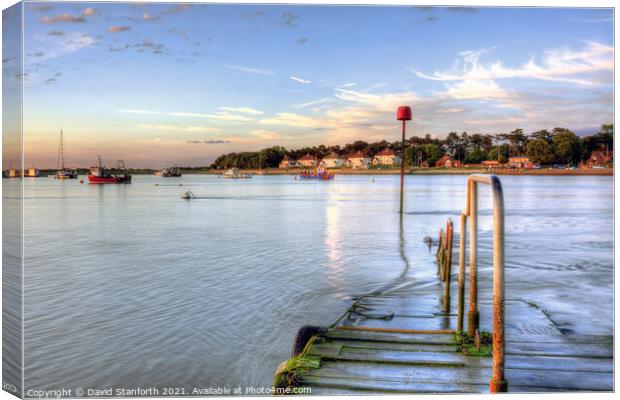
[489, 176, 508, 392]
[467, 181, 479, 337]
[457, 213, 467, 331]
[443, 219, 453, 312]
[436, 229, 444, 275]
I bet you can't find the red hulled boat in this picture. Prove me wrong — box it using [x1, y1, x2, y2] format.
[87, 156, 132, 184]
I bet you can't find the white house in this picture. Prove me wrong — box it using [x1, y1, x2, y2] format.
[297, 153, 317, 168]
[279, 155, 297, 169]
[345, 151, 370, 169]
[372, 148, 400, 166]
[320, 152, 345, 168]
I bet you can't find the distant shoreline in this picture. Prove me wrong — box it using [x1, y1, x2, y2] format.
[202, 167, 613, 176]
[27, 167, 612, 177]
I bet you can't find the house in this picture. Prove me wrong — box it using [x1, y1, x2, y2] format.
[372, 148, 401, 166]
[279, 155, 297, 169]
[320, 152, 345, 168]
[297, 153, 318, 168]
[435, 155, 462, 168]
[482, 160, 501, 167]
[587, 149, 613, 168]
[508, 157, 533, 169]
[345, 151, 370, 169]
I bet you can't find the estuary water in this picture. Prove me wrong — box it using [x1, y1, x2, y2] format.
[18, 174, 613, 392]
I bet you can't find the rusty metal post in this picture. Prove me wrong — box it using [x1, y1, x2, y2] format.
[489, 176, 508, 392]
[443, 219, 453, 312]
[436, 229, 444, 275]
[467, 181, 479, 337]
[457, 213, 467, 331]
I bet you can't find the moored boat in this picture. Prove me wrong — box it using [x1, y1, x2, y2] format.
[87, 156, 132, 184]
[299, 166, 334, 180]
[156, 165, 182, 177]
[55, 130, 78, 179]
[223, 168, 251, 179]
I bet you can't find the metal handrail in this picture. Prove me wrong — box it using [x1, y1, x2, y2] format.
[456, 174, 507, 393]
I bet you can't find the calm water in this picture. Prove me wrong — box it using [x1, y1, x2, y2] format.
[17, 174, 612, 392]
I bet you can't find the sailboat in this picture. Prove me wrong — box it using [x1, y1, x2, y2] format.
[55, 129, 78, 179]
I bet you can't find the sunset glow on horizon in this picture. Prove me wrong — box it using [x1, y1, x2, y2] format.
[4, 2, 614, 168]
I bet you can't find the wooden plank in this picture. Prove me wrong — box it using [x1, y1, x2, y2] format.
[336, 326, 453, 334]
[322, 330, 455, 345]
[302, 360, 613, 391]
[505, 341, 612, 358]
[319, 347, 467, 367]
[298, 375, 487, 393]
[329, 339, 458, 353]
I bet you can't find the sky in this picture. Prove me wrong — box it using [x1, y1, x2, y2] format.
[4, 2, 615, 168]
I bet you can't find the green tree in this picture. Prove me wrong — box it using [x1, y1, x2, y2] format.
[552, 129, 582, 165]
[487, 144, 510, 163]
[526, 139, 554, 165]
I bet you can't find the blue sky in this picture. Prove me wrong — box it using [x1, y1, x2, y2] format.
[10, 2, 615, 167]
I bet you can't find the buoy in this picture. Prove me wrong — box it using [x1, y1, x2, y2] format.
[79, 179, 84, 184]
[371, 178, 375, 183]
[179, 183, 183, 186]
[154, 183, 159, 186]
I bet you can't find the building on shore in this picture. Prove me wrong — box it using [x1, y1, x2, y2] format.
[481, 160, 501, 168]
[25, 165, 40, 177]
[508, 157, 533, 169]
[320, 152, 345, 168]
[297, 153, 318, 168]
[435, 155, 462, 168]
[372, 148, 401, 166]
[279, 155, 297, 169]
[587, 148, 613, 168]
[345, 151, 370, 169]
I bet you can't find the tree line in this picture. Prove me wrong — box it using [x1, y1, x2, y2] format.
[209, 124, 613, 169]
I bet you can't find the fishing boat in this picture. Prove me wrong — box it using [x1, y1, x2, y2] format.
[55, 130, 78, 179]
[156, 164, 182, 177]
[87, 156, 132, 184]
[223, 168, 251, 179]
[299, 166, 334, 180]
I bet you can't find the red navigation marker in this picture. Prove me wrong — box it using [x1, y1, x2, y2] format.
[397, 106, 412, 121]
[397, 106, 412, 215]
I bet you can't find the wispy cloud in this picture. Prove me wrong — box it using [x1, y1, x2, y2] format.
[226, 64, 274, 75]
[137, 124, 221, 133]
[108, 25, 132, 33]
[290, 76, 311, 84]
[42, 13, 86, 24]
[187, 139, 230, 144]
[142, 13, 160, 22]
[291, 97, 333, 109]
[219, 107, 264, 115]
[83, 8, 96, 17]
[415, 41, 613, 86]
[281, 12, 299, 27]
[259, 113, 321, 128]
[169, 111, 253, 122]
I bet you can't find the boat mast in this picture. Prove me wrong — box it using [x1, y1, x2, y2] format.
[59, 129, 65, 170]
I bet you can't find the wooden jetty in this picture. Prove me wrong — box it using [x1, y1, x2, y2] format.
[274, 175, 613, 394]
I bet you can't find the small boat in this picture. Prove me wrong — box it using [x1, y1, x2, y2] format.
[55, 130, 78, 179]
[87, 156, 132, 184]
[223, 168, 252, 179]
[156, 164, 182, 177]
[299, 166, 334, 180]
[181, 191, 196, 199]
